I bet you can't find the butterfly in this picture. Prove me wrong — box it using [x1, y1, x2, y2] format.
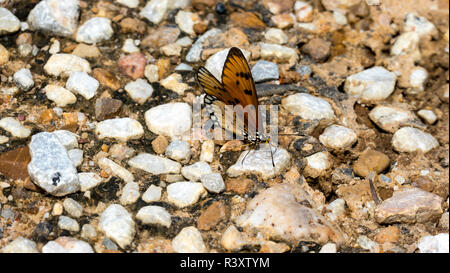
[196, 47, 275, 166]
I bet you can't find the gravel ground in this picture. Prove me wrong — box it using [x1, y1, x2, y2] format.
[0, 0, 448, 253]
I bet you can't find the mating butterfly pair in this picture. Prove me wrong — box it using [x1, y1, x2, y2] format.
[196, 47, 275, 166]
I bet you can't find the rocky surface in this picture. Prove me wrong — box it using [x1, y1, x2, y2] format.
[0, 0, 448, 254]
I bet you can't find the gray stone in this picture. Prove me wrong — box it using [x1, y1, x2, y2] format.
[81, 224, 97, 241]
[63, 198, 83, 218]
[58, 216, 80, 232]
[68, 149, 83, 167]
[181, 161, 212, 182]
[78, 172, 102, 192]
[0, 8, 21, 34]
[27, 132, 80, 196]
[165, 140, 192, 163]
[251, 60, 279, 82]
[186, 28, 221, 62]
[200, 173, 225, 193]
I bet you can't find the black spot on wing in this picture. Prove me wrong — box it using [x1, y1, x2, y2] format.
[244, 89, 253, 95]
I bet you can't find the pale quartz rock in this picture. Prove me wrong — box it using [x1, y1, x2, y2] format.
[172, 226, 207, 253]
[392, 127, 439, 153]
[66, 71, 99, 100]
[128, 153, 181, 175]
[76, 17, 113, 44]
[167, 182, 207, 208]
[227, 145, 291, 180]
[264, 28, 288, 44]
[42, 237, 93, 253]
[160, 73, 189, 95]
[95, 118, 144, 142]
[0, 8, 21, 34]
[144, 64, 159, 83]
[98, 157, 134, 183]
[136, 205, 172, 228]
[260, 43, 299, 62]
[44, 85, 77, 107]
[175, 11, 200, 36]
[99, 204, 136, 249]
[344, 66, 397, 101]
[44, 54, 91, 77]
[282, 93, 335, 120]
[319, 125, 357, 150]
[0, 117, 31, 138]
[145, 102, 192, 138]
[124, 78, 154, 104]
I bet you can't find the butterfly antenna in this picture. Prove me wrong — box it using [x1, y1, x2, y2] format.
[241, 149, 252, 166]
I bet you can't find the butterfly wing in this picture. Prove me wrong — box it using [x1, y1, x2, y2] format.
[221, 47, 261, 138]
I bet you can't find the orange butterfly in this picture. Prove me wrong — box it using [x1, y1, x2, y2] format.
[196, 47, 274, 166]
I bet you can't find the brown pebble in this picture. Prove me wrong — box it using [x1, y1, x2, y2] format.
[197, 201, 229, 231]
[0, 146, 31, 181]
[152, 135, 169, 155]
[192, 0, 217, 10]
[375, 226, 400, 244]
[93, 68, 121, 90]
[229, 12, 266, 30]
[141, 26, 180, 48]
[194, 21, 208, 35]
[72, 44, 101, 59]
[226, 178, 254, 194]
[353, 150, 390, 177]
[95, 98, 123, 121]
[302, 38, 331, 63]
[120, 18, 147, 34]
[118, 53, 146, 80]
[16, 33, 32, 45]
[411, 177, 435, 192]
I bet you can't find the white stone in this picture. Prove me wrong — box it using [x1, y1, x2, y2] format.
[63, 198, 83, 218]
[81, 224, 97, 241]
[260, 43, 299, 62]
[264, 28, 288, 44]
[344, 66, 397, 101]
[227, 145, 291, 180]
[27, 0, 80, 37]
[319, 125, 357, 150]
[95, 118, 144, 141]
[122, 38, 140, 53]
[391, 32, 420, 58]
[392, 127, 439, 153]
[186, 28, 221, 62]
[76, 17, 113, 44]
[319, 243, 337, 253]
[44, 85, 77, 107]
[181, 161, 212, 181]
[98, 157, 134, 183]
[404, 13, 437, 38]
[145, 102, 192, 138]
[27, 132, 80, 196]
[44, 54, 91, 77]
[407, 67, 428, 94]
[161, 43, 182, 56]
[304, 151, 332, 178]
[282, 93, 336, 120]
[68, 149, 83, 168]
[175, 11, 199, 36]
[78, 172, 103, 192]
[124, 78, 153, 104]
[294, 1, 313, 22]
[0, 117, 31, 138]
[0, 86, 19, 96]
[326, 198, 346, 221]
[172, 226, 207, 253]
[167, 182, 207, 208]
[200, 173, 225, 193]
[116, 0, 139, 8]
[236, 184, 343, 244]
[417, 109, 437, 124]
[58, 216, 79, 232]
[128, 153, 181, 175]
[1, 237, 39, 253]
[42, 237, 94, 253]
[176, 36, 193, 47]
[221, 225, 246, 251]
[160, 73, 189, 95]
[99, 204, 135, 249]
[418, 233, 449, 253]
[205, 47, 251, 81]
[140, 0, 169, 24]
[368, 105, 425, 133]
[333, 11, 347, 25]
[136, 206, 171, 228]
[165, 140, 192, 163]
[66, 71, 99, 100]
[142, 185, 162, 203]
[52, 130, 78, 150]
[49, 40, 60, 54]
[13, 68, 34, 91]
[200, 140, 214, 162]
[144, 64, 159, 83]
[120, 182, 140, 205]
[174, 63, 193, 72]
[0, 135, 9, 144]
[251, 60, 279, 82]
[357, 235, 378, 251]
[0, 8, 21, 34]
